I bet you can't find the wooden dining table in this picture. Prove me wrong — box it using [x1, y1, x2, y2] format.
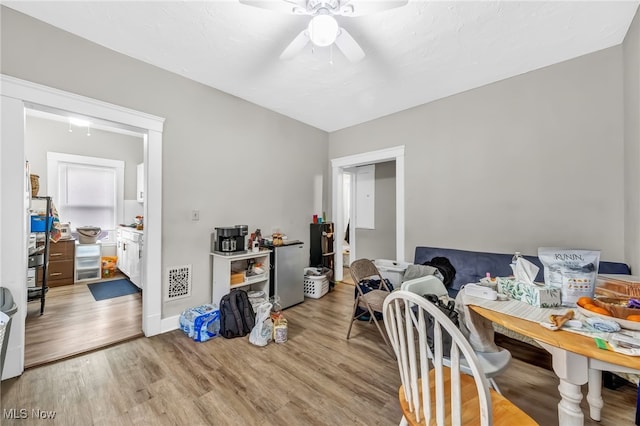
[469, 304, 640, 426]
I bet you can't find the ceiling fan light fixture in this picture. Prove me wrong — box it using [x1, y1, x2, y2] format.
[308, 14, 339, 47]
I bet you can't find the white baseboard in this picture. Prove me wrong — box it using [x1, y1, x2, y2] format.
[160, 314, 180, 334]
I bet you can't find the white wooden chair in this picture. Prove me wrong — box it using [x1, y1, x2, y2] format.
[400, 276, 512, 394]
[382, 290, 537, 425]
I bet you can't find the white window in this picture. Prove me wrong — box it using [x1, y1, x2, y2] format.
[47, 152, 124, 231]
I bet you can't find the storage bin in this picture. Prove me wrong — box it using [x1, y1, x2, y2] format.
[76, 243, 101, 257]
[76, 270, 100, 281]
[77, 226, 101, 244]
[30, 216, 53, 232]
[28, 253, 44, 268]
[303, 267, 329, 299]
[374, 259, 412, 287]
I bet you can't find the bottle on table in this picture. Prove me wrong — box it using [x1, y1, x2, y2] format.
[510, 251, 522, 275]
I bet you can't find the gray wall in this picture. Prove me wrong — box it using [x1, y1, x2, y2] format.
[25, 115, 143, 200]
[330, 46, 626, 263]
[2, 7, 329, 317]
[624, 7, 640, 274]
[355, 161, 396, 261]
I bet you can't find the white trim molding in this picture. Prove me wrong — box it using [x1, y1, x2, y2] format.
[0, 74, 164, 380]
[331, 146, 405, 281]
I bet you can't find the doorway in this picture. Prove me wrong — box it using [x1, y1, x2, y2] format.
[0, 74, 164, 379]
[24, 109, 145, 367]
[330, 146, 405, 282]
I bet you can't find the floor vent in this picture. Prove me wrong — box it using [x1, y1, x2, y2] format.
[166, 265, 191, 301]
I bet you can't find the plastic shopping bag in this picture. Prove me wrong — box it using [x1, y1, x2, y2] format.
[249, 302, 273, 347]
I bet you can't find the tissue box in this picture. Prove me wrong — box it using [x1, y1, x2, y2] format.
[497, 277, 561, 308]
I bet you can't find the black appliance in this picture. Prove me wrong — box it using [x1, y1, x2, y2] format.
[213, 225, 248, 253]
[309, 222, 335, 287]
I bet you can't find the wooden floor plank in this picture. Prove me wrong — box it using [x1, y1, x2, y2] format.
[2, 282, 636, 425]
[24, 276, 142, 368]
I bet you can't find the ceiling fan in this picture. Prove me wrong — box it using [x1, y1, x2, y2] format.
[239, 0, 409, 62]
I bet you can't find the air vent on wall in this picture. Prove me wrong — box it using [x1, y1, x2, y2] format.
[166, 265, 192, 301]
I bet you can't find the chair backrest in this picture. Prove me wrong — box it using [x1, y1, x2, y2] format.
[383, 290, 493, 426]
[401, 275, 448, 298]
[350, 259, 390, 292]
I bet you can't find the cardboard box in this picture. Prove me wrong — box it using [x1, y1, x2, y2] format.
[497, 277, 561, 308]
[230, 272, 245, 285]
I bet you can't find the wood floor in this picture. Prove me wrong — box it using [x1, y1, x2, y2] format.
[24, 276, 143, 368]
[3, 282, 637, 425]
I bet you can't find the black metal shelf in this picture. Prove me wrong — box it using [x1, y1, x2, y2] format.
[29, 196, 51, 315]
[310, 222, 335, 289]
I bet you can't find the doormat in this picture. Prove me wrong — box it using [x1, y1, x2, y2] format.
[88, 279, 140, 301]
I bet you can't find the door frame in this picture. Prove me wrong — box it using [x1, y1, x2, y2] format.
[0, 74, 164, 379]
[331, 146, 405, 281]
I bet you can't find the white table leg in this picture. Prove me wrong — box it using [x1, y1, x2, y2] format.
[538, 341, 589, 426]
[587, 368, 603, 421]
[557, 379, 586, 425]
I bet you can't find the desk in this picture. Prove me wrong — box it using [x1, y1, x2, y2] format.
[469, 304, 640, 426]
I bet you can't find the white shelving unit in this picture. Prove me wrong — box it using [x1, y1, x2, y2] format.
[211, 249, 271, 306]
[75, 242, 101, 282]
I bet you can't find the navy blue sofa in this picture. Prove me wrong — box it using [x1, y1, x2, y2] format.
[414, 246, 631, 296]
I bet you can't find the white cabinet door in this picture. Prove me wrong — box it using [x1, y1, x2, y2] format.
[116, 232, 127, 275]
[127, 239, 141, 287]
[136, 163, 144, 203]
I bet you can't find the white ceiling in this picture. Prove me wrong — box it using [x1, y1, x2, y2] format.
[5, 1, 639, 132]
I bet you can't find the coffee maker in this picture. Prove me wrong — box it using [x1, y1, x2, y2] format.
[212, 225, 248, 253]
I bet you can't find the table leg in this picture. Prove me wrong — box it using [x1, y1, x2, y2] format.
[586, 368, 603, 421]
[538, 341, 588, 426]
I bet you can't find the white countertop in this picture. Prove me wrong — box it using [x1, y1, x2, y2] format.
[119, 226, 144, 234]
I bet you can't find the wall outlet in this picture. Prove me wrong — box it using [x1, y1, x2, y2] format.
[191, 210, 200, 221]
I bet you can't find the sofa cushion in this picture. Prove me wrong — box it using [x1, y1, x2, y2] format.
[414, 246, 631, 293]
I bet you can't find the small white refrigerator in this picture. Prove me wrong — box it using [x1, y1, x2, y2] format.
[269, 241, 305, 309]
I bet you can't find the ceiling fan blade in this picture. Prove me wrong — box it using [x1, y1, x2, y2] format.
[334, 28, 365, 62]
[239, 0, 308, 15]
[280, 29, 311, 60]
[338, 0, 408, 17]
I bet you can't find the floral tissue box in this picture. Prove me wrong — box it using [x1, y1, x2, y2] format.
[496, 277, 561, 308]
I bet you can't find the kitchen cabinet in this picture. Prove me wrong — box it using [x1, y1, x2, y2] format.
[117, 227, 142, 288]
[41, 239, 75, 286]
[136, 163, 144, 203]
[211, 250, 271, 307]
[75, 242, 101, 282]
